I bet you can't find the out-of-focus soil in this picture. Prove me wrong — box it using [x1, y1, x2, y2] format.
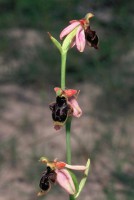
[0, 29, 133, 200]
[0, 83, 133, 200]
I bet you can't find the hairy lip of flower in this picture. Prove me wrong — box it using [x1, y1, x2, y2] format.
[50, 87, 82, 130]
[85, 26, 99, 49]
[49, 94, 72, 130]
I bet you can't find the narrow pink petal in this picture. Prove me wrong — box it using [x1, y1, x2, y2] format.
[76, 26, 86, 52]
[68, 97, 82, 118]
[60, 21, 80, 40]
[56, 169, 76, 195]
[65, 164, 86, 171]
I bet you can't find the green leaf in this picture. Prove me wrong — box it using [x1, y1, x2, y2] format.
[74, 159, 90, 199]
[62, 27, 77, 53]
[48, 32, 62, 53]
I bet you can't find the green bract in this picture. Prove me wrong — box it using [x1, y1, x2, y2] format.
[75, 159, 90, 198]
[49, 33, 62, 53]
[49, 26, 78, 54]
[68, 170, 79, 194]
[62, 27, 77, 53]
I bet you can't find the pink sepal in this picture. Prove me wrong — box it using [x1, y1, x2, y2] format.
[76, 26, 86, 52]
[60, 21, 80, 40]
[69, 96, 82, 118]
[56, 169, 76, 195]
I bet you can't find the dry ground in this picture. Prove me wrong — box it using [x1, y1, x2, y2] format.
[0, 29, 133, 200]
[0, 82, 133, 200]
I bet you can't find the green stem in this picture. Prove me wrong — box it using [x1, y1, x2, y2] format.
[61, 51, 67, 90]
[61, 50, 73, 200]
[70, 195, 75, 200]
[65, 117, 72, 164]
[61, 50, 72, 164]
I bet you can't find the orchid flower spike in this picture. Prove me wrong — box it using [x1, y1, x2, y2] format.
[60, 13, 99, 52]
[49, 87, 82, 130]
[37, 157, 87, 196]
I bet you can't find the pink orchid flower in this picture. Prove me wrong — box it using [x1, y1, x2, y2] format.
[37, 157, 86, 196]
[49, 87, 82, 130]
[54, 87, 82, 118]
[60, 13, 98, 52]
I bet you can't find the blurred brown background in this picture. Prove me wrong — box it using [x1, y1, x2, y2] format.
[0, 0, 134, 200]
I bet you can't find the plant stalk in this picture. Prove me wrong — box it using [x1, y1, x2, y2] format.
[65, 117, 72, 164]
[61, 50, 74, 200]
[61, 51, 67, 90]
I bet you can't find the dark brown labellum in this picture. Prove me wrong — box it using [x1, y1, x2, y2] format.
[85, 26, 99, 49]
[49, 95, 71, 126]
[39, 166, 57, 192]
[40, 177, 50, 191]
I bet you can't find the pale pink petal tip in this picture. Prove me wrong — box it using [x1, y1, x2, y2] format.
[65, 164, 86, 171]
[56, 169, 76, 195]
